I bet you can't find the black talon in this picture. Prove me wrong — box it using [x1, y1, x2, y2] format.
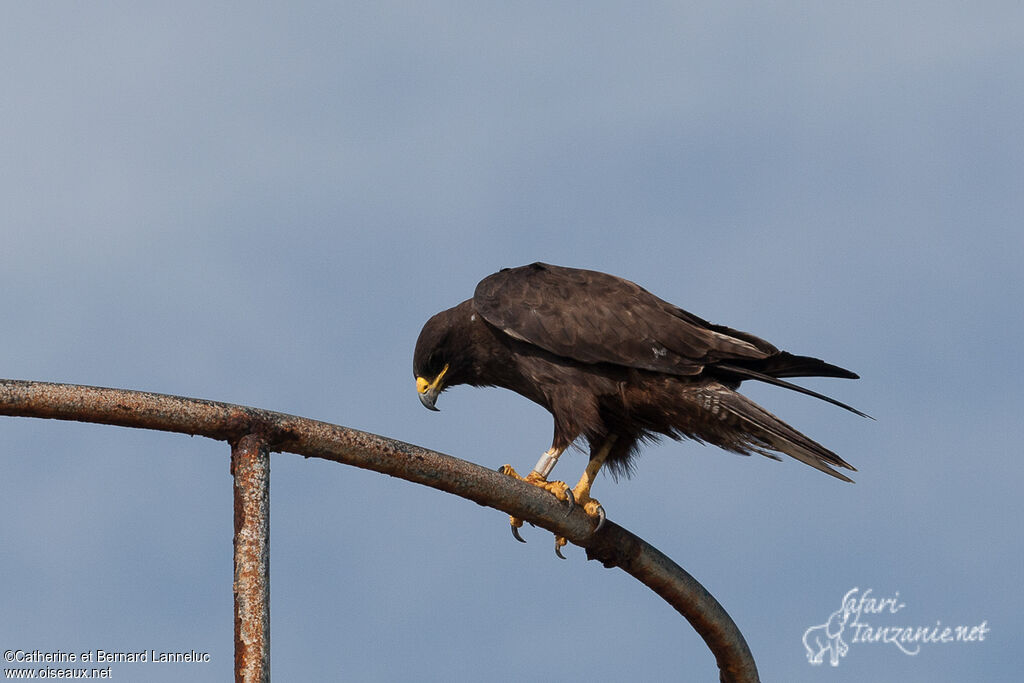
[564, 488, 575, 514]
[555, 542, 567, 560]
[511, 524, 527, 543]
[594, 505, 606, 533]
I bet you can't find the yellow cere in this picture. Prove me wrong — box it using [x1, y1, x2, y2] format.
[416, 376, 430, 394]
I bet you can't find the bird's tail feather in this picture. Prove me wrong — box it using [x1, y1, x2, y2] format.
[732, 351, 859, 380]
[717, 360, 871, 419]
[713, 388, 857, 482]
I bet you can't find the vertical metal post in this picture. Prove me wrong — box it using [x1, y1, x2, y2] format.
[232, 434, 271, 682]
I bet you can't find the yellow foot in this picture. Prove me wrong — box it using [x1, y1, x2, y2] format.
[498, 464, 573, 547]
[570, 489, 606, 526]
[553, 486, 606, 558]
[497, 464, 571, 500]
[497, 464, 605, 559]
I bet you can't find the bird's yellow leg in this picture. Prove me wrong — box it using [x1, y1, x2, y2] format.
[554, 438, 615, 557]
[498, 447, 571, 542]
[570, 441, 612, 516]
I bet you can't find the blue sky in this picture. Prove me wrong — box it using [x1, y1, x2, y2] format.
[1, 3, 1020, 681]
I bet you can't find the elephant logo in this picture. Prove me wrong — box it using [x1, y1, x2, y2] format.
[803, 590, 855, 666]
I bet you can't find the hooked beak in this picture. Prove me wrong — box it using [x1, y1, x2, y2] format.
[416, 365, 448, 412]
[418, 383, 440, 411]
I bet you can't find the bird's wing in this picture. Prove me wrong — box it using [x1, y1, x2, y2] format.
[473, 263, 776, 375]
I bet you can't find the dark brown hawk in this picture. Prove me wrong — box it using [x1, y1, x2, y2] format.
[413, 263, 865, 556]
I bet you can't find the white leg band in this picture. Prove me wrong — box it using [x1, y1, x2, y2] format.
[531, 447, 562, 480]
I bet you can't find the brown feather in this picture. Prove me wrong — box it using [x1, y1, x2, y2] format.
[414, 263, 864, 481]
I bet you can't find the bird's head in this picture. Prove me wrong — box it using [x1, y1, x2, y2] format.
[413, 304, 465, 411]
[413, 299, 498, 411]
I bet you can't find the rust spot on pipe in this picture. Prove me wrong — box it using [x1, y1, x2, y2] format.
[232, 434, 270, 683]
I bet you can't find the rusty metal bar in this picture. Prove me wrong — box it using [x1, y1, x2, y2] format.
[0, 379, 760, 683]
[231, 434, 270, 683]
